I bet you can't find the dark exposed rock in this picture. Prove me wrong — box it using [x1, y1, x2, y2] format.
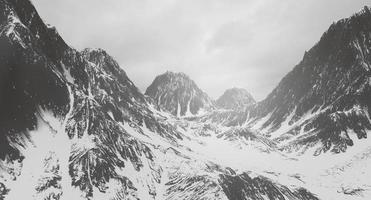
[219, 173, 319, 200]
[145, 71, 214, 117]
[0, 0, 70, 159]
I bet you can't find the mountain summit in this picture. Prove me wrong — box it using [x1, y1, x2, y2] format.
[145, 71, 214, 117]
[216, 88, 255, 110]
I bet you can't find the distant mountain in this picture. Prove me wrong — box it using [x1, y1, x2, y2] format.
[216, 88, 255, 110]
[145, 71, 214, 117]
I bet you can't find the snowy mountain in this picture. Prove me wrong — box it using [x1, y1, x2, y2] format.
[145, 71, 214, 117]
[205, 6, 371, 156]
[0, 0, 370, 199]
[216, 88, 255, 110]
[247, 6, 371, 156]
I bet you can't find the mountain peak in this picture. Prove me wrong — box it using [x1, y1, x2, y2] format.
[81, 47, 122, 73]
[216, 87, 255, 110]
[145, 71, 214, 117]
[161, 71, 193, 82]
[82, 47, 108, 55]
[164, 70, 187, 76]
[356, 5, 371, 16]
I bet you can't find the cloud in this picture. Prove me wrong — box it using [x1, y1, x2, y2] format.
[33, 0, 370, 100]
[206, 20, 254, 53]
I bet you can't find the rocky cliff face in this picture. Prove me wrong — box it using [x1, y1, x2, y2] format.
[145, 71, 214, 117]
[0, 0, 71, 160]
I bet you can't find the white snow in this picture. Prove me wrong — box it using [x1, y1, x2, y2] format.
[185, 97, 192, 117]
[61, 62, 75, 84]
[3, 109, 85, 200]
[0, 11, 28, 49]
[177, 102, 181, 118]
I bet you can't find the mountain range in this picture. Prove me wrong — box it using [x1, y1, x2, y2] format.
[0, 0, 370, 199]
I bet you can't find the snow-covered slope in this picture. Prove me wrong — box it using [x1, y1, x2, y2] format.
[145, 71, 214, 117]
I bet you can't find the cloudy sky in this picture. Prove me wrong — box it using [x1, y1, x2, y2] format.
[33, 0, 369, 100]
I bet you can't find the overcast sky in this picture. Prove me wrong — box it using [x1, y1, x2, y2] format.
[33, 0, 369, 100]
